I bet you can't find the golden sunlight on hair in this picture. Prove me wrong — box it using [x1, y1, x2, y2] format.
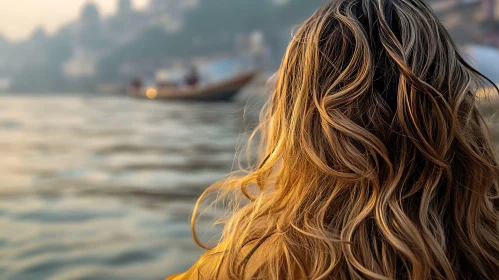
[170, 0, 499, 279]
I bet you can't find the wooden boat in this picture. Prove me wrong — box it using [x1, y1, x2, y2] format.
[127, 72, 256, 102]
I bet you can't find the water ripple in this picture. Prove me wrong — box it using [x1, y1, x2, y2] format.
[0, 94, 263, 279]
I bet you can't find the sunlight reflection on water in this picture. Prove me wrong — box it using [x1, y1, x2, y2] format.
[0, 94, 263, 280]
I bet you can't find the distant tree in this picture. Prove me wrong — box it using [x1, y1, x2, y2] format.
[149, 0, 168, 10]
[80, 2, 101, 23]
[9, 29, 73, 92]
[29, 27, 48, 45]
[118, 0, 133, 15]
[77, 2, 112, 50]
[182, 0, 274, 36]
[277, 0, 327, 25]
[0, 33, 10, 54]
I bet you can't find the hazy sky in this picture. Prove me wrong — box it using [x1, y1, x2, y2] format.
[0, 0, 149, 41]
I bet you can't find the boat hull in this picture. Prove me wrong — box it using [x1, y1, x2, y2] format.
[153, 88, 241, 102]
[128, 72, 255, 102]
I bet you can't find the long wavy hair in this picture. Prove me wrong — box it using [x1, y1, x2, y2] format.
[191, 0, 499, 279]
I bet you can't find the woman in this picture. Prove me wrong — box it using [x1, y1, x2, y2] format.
[169, 0, 499, 279]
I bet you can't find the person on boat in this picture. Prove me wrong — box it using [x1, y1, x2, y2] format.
[168, 0, 499, 279]
[184, 66, 200, 87]
[130, 77, 142, 89]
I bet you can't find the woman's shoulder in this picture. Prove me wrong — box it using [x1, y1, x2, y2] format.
[166, 238, 273, 280]
[166, 247, 225, 280]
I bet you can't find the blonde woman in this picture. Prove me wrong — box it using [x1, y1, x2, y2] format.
[169, 0, 499, 279]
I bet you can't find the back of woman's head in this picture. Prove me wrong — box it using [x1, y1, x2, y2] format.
[192, 0, 499, 279]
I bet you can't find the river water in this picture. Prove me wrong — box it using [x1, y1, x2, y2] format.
[0, 93, 263, 280]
